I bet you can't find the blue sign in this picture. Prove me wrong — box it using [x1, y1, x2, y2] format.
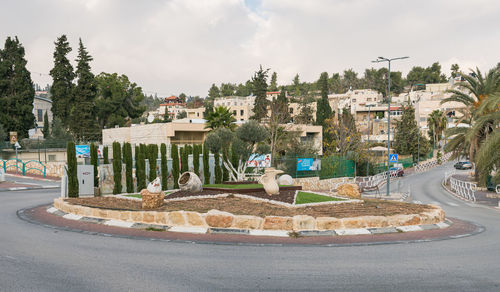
[75, 145, 90, 158]
[297, 158, 314, 171]
[389, 153, 398, 163]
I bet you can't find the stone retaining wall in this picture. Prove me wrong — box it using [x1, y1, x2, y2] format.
[53, 198, 445, 231]
[293, 177, 352, 191]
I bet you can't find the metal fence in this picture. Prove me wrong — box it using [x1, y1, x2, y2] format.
[444, 170, 476, 202]
[1, 159, 46, 177]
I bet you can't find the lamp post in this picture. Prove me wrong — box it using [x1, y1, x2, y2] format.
[366, 104, 375, 176]
[417, 126, 420, 164]
[372, 56, 409, 196]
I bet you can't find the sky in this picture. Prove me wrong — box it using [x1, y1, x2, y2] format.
[1, 0, 499, 97]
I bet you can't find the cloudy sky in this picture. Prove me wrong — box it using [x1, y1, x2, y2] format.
[1, 0, 499, 97]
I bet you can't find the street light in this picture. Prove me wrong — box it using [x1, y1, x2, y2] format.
[372, 56, 409, 196]
[366, 104, 375, 176]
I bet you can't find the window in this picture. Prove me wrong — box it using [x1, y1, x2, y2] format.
[48, 155, 56, 162]
[197, 113, 199, 117]
[233, 110, 237, 116]
[240, 110, 244, 116]
[289, 108, 294, 114]
[352, 99, 356, 103]
[37, 109, 43, 122]
[367, 98, 372, 101]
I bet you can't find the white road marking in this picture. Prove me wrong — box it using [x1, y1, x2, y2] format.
[62, 213, 83, 220]
[446, 202, 459, 207]
[396, 225, 423, 232]
[335, 228, 371, 236]
[103, 220, 134, 228]
[46, 207, 58, 214]
[169, 226, 208, 234]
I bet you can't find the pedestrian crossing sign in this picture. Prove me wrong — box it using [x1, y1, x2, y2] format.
[389, 153, 398, 163]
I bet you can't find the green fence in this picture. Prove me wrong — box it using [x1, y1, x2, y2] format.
[276, 156, 355, 179]
[1, 159, 46, 177]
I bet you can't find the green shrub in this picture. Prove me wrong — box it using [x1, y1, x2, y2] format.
[123, 143, 133, 193]
[66, 141, 79, 197]
[193, 144, 200, 177]
[160, 143, 168, 190]
[171, 144, 180, 188]
[180, 146, 188, 173]
[112, 142, 122, 194]
[214, 150, 222, 184]
[148, 144, 158, 181]
[90, 143, 98, 187]
[103, 146, 109, 164]
[203, 142, 210, 184]
[137, 148, 146, 191]
[222, 150, 229, 182]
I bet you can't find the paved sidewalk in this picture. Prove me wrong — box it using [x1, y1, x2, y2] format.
[0, 174, 60, 192]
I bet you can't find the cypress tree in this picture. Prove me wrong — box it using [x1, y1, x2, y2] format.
[222, 150, 229, 182]
[66, 141, 79, 197]
[90, 143, 98, 187]
[134, 145, 140, 190]
[0, 37, 35, 139]
[193, 144, 200, 177]
[112, 142, 122, 194]
[214, 150, 222, 184]
[42, 111, 50, 139]
[103, 146, 109, 164]
[180, 147, 188, 173]
[136, 148, 146, 191]
[316, 72, 333, 127]
[171, 144, 180, 188]
[123, 143, 133, 193]
[160, 143, 168, 190]
[148, 144, 158, 181]
[203, 142, 210, 184]
[70, 39, 99, 141]
[49, 35, 74, 126]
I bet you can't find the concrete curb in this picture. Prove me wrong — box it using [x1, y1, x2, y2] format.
[46, 206, 452, 238]
[0, 185, 59, 192]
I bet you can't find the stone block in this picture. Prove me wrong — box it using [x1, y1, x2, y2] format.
[130, 211, 143, 222]
[316, 217, 343, 230]
[292, 215, 316, 231]
[232, 215, 264, 230]
[119, 211, 131, 221]
[337, 183, 361, 199]
[142, 211, 156, 223]
[341, 217, 367, 229]
[168, 211, 186, 226]
[108, 210, 121, 220]
[155, 212, 168, 225]
[205, 210, 234, 228]
[362, 216, 389, 228]
[185, 211, 206, 226]
[263, 216, 293, 230]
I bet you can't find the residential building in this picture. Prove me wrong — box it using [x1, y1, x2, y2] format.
[29, 95, 53, 139]
[214, 96, 255, 121]
[159, 95, 187, 120]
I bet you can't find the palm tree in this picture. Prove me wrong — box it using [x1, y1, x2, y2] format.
[475, 93, 500, 184]
[204, 106, 236, 131]
[427, 110, 447, 148]
[443, 67, 500, 184]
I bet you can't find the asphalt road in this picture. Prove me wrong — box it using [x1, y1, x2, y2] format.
[1, 163, 499, 291]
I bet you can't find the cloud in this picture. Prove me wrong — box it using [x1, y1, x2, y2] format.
[0, 0, 498, 97]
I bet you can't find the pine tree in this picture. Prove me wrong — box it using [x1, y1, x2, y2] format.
[112, 142, 122, 194]
[193, 144, 200, 177]
[251, 65, 270, 121]
[316, 72, 333, 126]
[393, 105, 430, 160]
[0, 37, 35, 139]
[66, 141, 79, 197]
[148, 144, 158, 181]
[70, 39, 98, 141]
[42, 111, 50, 138]
[160, 143, 168, 190]
[49, 35, 74, 126]
[123, 143, 133, 193]
[269, 72, 278, 91]
[171, 144, 180, 188]
[203, 142, 210, 184]
[103, 146, 109, 164]
[90, 143, 98, 187]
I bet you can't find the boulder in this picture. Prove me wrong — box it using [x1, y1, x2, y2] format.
[205, 210, 234, 228]
[336, 183, 361, 199]
[178, 172, 203, 193]
[141, 189, 164, 210]
[277, 174, 293, 186]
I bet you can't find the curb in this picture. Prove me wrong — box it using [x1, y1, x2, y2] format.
[46, 206, 453, 238]
[4, 173, 61, 182]
[0, 185, 60, 192]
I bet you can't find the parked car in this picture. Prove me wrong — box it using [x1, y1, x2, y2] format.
[389, 167, 404, 177]
[454, 161, 473, 170]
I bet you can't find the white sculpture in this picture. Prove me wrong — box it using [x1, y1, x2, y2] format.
[259, 168, 284, 195]
[178, 172, 203, 193]
[277, 174, 293, 186]
[147, 177, 162, 193]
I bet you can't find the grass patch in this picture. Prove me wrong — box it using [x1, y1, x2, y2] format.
[295, 191, 345, 204]
[145, 227, 165, 232]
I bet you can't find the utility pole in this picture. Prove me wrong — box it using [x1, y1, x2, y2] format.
[366, 104, 375, 176]
[372, 56, 409, 196]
